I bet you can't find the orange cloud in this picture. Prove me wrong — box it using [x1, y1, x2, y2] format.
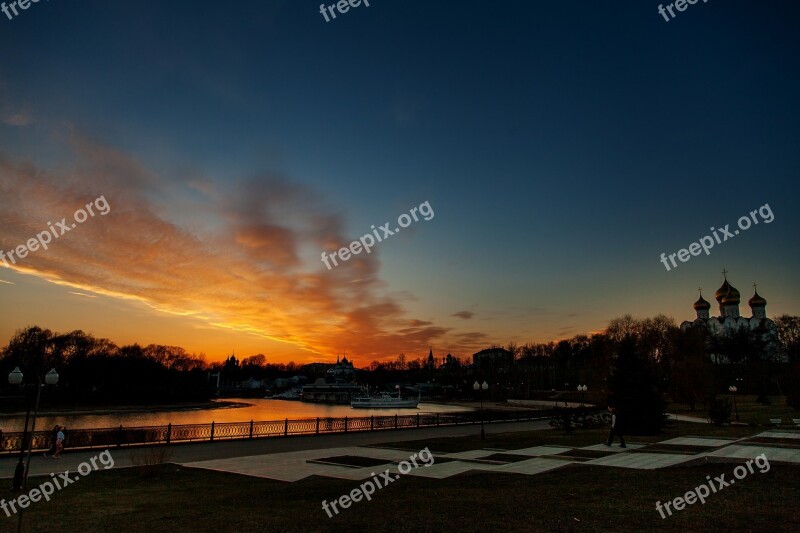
[0, 135, 490, 364]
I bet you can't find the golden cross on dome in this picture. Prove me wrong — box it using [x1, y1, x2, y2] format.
[753, 283, 758, 291]
[698, 286, 703, 296]
[722, 268, 728, 279]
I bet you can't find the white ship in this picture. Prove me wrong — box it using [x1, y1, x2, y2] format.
[351, 388, 420, 409]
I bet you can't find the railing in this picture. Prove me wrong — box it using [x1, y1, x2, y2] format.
[0, 408, 582, 454]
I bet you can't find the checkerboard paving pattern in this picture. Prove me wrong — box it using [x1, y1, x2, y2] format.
[180, 430, 800, 482]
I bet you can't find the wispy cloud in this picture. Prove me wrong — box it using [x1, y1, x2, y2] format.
[3, 113, 31, 127]
[0, 135, 489, 362]
[452, 310, 474, 320]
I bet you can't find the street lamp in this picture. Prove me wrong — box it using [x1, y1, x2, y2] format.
[9, 366, 59, 533]
[577, 384, 587, 406]
[473, 380, 488, 440]
[728, 385, 739, 422]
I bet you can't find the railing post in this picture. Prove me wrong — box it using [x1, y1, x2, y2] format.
[166, 423, 171, 445]
[394, 414, 398, 429]
[436, 413, 440, 427]
[210, 421, 215, 442]
[284, 418, 288, 436]
[417, 413, 420, 427]
[116, 425, 123, 448]
[344, 417, 348, 433]
[249, 420, 254, 439]
[370, 415, 374, 431]
[316, 417, 320, 435]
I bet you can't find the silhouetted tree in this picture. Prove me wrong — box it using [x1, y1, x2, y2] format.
[607, 336, 666, 435]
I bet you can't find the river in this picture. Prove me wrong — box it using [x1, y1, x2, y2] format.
[0, 398, 473, 432]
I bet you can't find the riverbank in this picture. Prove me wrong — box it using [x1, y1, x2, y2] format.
[0, 398, 472, 432]
[0, 400, 252, 418]
[426, 399, 578, 410]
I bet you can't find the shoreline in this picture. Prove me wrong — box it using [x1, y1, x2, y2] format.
[0, 400, 253, 419]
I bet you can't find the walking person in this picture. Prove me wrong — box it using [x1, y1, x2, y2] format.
[44, 424, 60, 457]
[605, 405, 626, 448]
[52, 426, 66, 458]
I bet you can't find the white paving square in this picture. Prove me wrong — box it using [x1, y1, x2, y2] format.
[442, 449, 501, 460]
[491, 457, 571, 475]
[580, 443, 646, 453]
[706, 444, 800, 464]
[503, 445, 574, 457]
[755, 431, 800, 440]
[403, 461, 482, 479]
[586, 453, 697, 469]
[658, 437, 739, 447]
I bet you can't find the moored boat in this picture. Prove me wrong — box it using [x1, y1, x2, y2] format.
[351, 390, 419, 409]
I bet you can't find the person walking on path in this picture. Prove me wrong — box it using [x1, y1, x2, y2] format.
[605, 405, 626, 448]
[52, 426, 66, 458]
[44, 424, 60, 457]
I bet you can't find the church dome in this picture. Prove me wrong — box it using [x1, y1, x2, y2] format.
[721, 287, 740, 305]
[717, 276, 740, 305]
[749, 290, 767, 308]
[715, 279, 731, 302]
[694, 295, 711, 310]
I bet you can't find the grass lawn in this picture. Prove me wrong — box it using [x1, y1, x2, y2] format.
[667, 395, 798, 426]
[3, 459, 798, 532]
[374, 422, 756, 454]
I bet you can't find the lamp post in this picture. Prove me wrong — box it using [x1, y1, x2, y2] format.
[728, 385, 739, 422]
[9, 366, 59, 533]
[577, 385, 587, 406]
[8, 367, 28, 492]
[473, 380, 488, 439]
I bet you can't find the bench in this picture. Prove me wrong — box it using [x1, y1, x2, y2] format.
[769, 418, 782, 427]
[793, 419, 800, 427]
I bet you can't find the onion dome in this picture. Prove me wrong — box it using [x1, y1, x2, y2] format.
[694, 294, 711, 311]
[715, 279, 731, 302]
[721, 286, 740, 306]
[749, 290, 767, 308]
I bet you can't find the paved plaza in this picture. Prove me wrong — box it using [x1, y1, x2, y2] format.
[181, 430, 800, 482]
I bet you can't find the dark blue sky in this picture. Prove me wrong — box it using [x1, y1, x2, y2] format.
[1, 0, 798, 362]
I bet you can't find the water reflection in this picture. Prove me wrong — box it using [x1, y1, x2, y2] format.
[0, 399, 473, 431]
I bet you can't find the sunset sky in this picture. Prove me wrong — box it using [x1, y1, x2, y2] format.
[1, 1, 798, 366]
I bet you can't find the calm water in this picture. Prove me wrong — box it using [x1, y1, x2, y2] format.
[0, 398, 472, 432]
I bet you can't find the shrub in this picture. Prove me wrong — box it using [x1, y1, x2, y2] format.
[129, 445, 174, 478]
[708, 398, 732, 426]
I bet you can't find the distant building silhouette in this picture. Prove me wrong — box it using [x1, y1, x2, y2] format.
[680, 271, 784, 362]
[472, 347, 514, 370]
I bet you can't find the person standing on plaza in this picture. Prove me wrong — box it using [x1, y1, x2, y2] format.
[605, 405, 626, 448]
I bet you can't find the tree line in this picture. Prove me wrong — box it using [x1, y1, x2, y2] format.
[2, 314, 798, 420]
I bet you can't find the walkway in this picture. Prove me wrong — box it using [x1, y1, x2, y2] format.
[181, 430, 800, 482]
[0, 419, 551, 480]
